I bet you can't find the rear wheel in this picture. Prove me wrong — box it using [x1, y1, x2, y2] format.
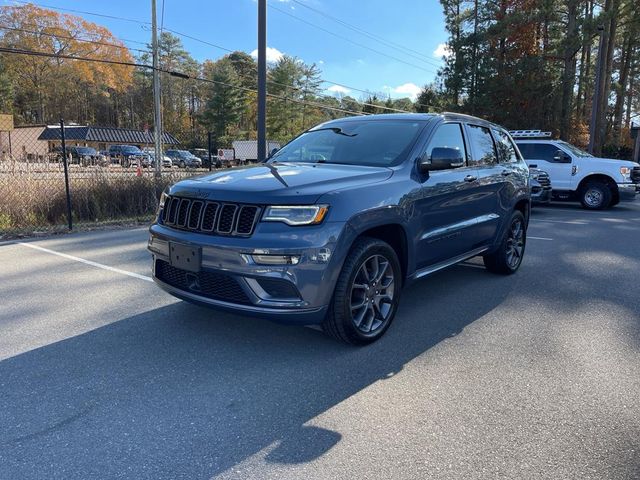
[483, 210, 526, 275]
[323, 237, 401, 345]
[580, 181, 611, 210]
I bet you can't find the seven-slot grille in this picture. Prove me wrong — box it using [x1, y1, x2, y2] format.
[162, 195, 261, 236]
[631, 166, 640, 184]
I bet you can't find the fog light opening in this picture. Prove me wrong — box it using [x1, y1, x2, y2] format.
[251, 254, 301, 265]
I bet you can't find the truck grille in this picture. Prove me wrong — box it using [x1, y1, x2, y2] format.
[162, 195, 261, 237]
[631, 166, 640, 184]
[155, 259, 252, 305]
[536, 171, 551, 188]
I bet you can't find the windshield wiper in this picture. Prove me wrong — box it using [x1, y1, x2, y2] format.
[312, 127, 358, 137]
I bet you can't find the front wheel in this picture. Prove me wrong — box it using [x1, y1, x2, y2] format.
[580, 181, 611, 210]
[323, 237, 401, 345]
[483, 210, 527, 275]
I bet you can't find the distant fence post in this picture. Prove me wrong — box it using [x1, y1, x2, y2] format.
[207, 131, 213, 172]
[60, 118, 73, 231]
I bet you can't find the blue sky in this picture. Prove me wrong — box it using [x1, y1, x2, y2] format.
[25, 0, 449, 100]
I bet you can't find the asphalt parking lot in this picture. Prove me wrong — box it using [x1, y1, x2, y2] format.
[1, 202, 639, 480]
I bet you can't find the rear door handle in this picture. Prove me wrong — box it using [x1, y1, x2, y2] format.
[501, 170, 513, 176]
[464, 175, 477, 182]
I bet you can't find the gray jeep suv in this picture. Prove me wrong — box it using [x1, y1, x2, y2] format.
[149, 113, 530, 344]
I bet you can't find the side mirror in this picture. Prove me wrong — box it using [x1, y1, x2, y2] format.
[419, 147, 465, 173]
[553, 150, 571, 163]
[267, 147, 279, 159]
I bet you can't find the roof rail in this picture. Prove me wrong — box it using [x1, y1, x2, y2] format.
[509, 129, 552, 138]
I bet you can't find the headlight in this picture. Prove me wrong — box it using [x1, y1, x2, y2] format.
[157, 189, 169, 219]
[262, 205, 329, 226]
[620, 167, 631, 181]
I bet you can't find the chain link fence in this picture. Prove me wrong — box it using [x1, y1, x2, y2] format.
[0, 120, 219, 239]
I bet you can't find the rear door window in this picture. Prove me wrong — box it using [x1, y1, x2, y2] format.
[516, 143, 558, 162]
[492, 129, 519, 163]
[466, 125, 497, 166]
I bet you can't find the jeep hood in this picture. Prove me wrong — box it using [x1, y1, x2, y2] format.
[168, 162, 394, 204]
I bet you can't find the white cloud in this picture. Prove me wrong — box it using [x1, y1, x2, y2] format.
[317, 60, 324, 65]
[392, 82, 422, 99]
[433, 43, 452, 58]
[327, 85, 351, 95]
[250, 46, 284, 63]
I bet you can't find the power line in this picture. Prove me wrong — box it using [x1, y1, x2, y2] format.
[155, 28, 431, 110]
[6, 2, 431, 109]
[0, 25, 150, 55]
[289, 0, 443, 67]
[268, 3, 439, 75]
[0, 46, 370, 117]
[12, 1, 151, 25]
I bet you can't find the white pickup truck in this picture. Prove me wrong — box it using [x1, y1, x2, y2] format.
[512, 132, 640, 209]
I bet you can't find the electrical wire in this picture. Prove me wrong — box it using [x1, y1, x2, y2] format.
[4, 2, 433, 109]
[268, 3, 439, 75]
[0, 24, 150, 55]
[11, 1, 151, 25]
[0, 46, 370, 117]
[289, 0, 444, 67]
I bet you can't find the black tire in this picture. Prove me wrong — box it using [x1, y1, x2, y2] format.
[322, 237, 402, 345]
[580, 181, 611, 210]
[483, 210, 527, 275]
[179, 160, 186, 168]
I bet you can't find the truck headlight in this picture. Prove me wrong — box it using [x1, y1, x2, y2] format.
[620, 167, 632, 182]
[263, 205, 329, 226]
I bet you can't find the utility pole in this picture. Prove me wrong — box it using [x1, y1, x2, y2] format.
[588, 25, 605, 154]
[151, 0, 163, 178]
[257, 0, 267, 162]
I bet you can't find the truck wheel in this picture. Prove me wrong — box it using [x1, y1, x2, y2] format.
[483, 210, 526, 275]
[323, 237, 401, 345]
[580, 181, 611, 210]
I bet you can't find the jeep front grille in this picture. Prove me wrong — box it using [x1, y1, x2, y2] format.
[162, 195, 261, 237]
[631, 166, 640, 184]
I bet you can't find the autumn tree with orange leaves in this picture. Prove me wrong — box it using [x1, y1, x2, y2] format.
[0, 4, 133, 125]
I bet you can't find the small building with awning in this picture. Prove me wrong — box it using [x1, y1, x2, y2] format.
[38, 125, 180, 152]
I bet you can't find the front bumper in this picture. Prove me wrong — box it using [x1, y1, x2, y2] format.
[531, 187, 552, 205]
[148, 222, 348, 325]
[618, 183, 638, 202]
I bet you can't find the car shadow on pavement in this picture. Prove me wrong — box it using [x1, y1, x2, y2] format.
[0, 264, 511, 479]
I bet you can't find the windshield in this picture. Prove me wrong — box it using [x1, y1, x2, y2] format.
[270, 120, 425, 167]
[122, 146, 142, 153]
[76, 147, 96, 155]
[558, 141, 590, 157]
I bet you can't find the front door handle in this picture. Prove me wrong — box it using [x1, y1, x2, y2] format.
[464, 175, 477, 182]
[501, 170, 513, 176]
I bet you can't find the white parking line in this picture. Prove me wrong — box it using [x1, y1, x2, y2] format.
[528, 236, 553, 241]
[18, 242, 153, 282]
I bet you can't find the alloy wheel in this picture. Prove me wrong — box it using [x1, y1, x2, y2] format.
[506, 218, 525, 269]
[349, 254, 395, 334]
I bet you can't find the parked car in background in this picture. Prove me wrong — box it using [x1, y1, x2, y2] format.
[147, 152, 173, 168]
[149, 113, 531, 344]
[529, 168, 552, 205]
[108, 145, 147, 168]
[165, 149, 203, 168]
[232, 140, 281, 163]
[65, 146, 107, 166]
[512, 130, 640, 209]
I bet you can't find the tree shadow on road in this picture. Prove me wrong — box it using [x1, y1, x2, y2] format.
[0, 264, 511, 479]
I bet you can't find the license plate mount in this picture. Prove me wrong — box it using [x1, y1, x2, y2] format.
[169, 242, 202, 273]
